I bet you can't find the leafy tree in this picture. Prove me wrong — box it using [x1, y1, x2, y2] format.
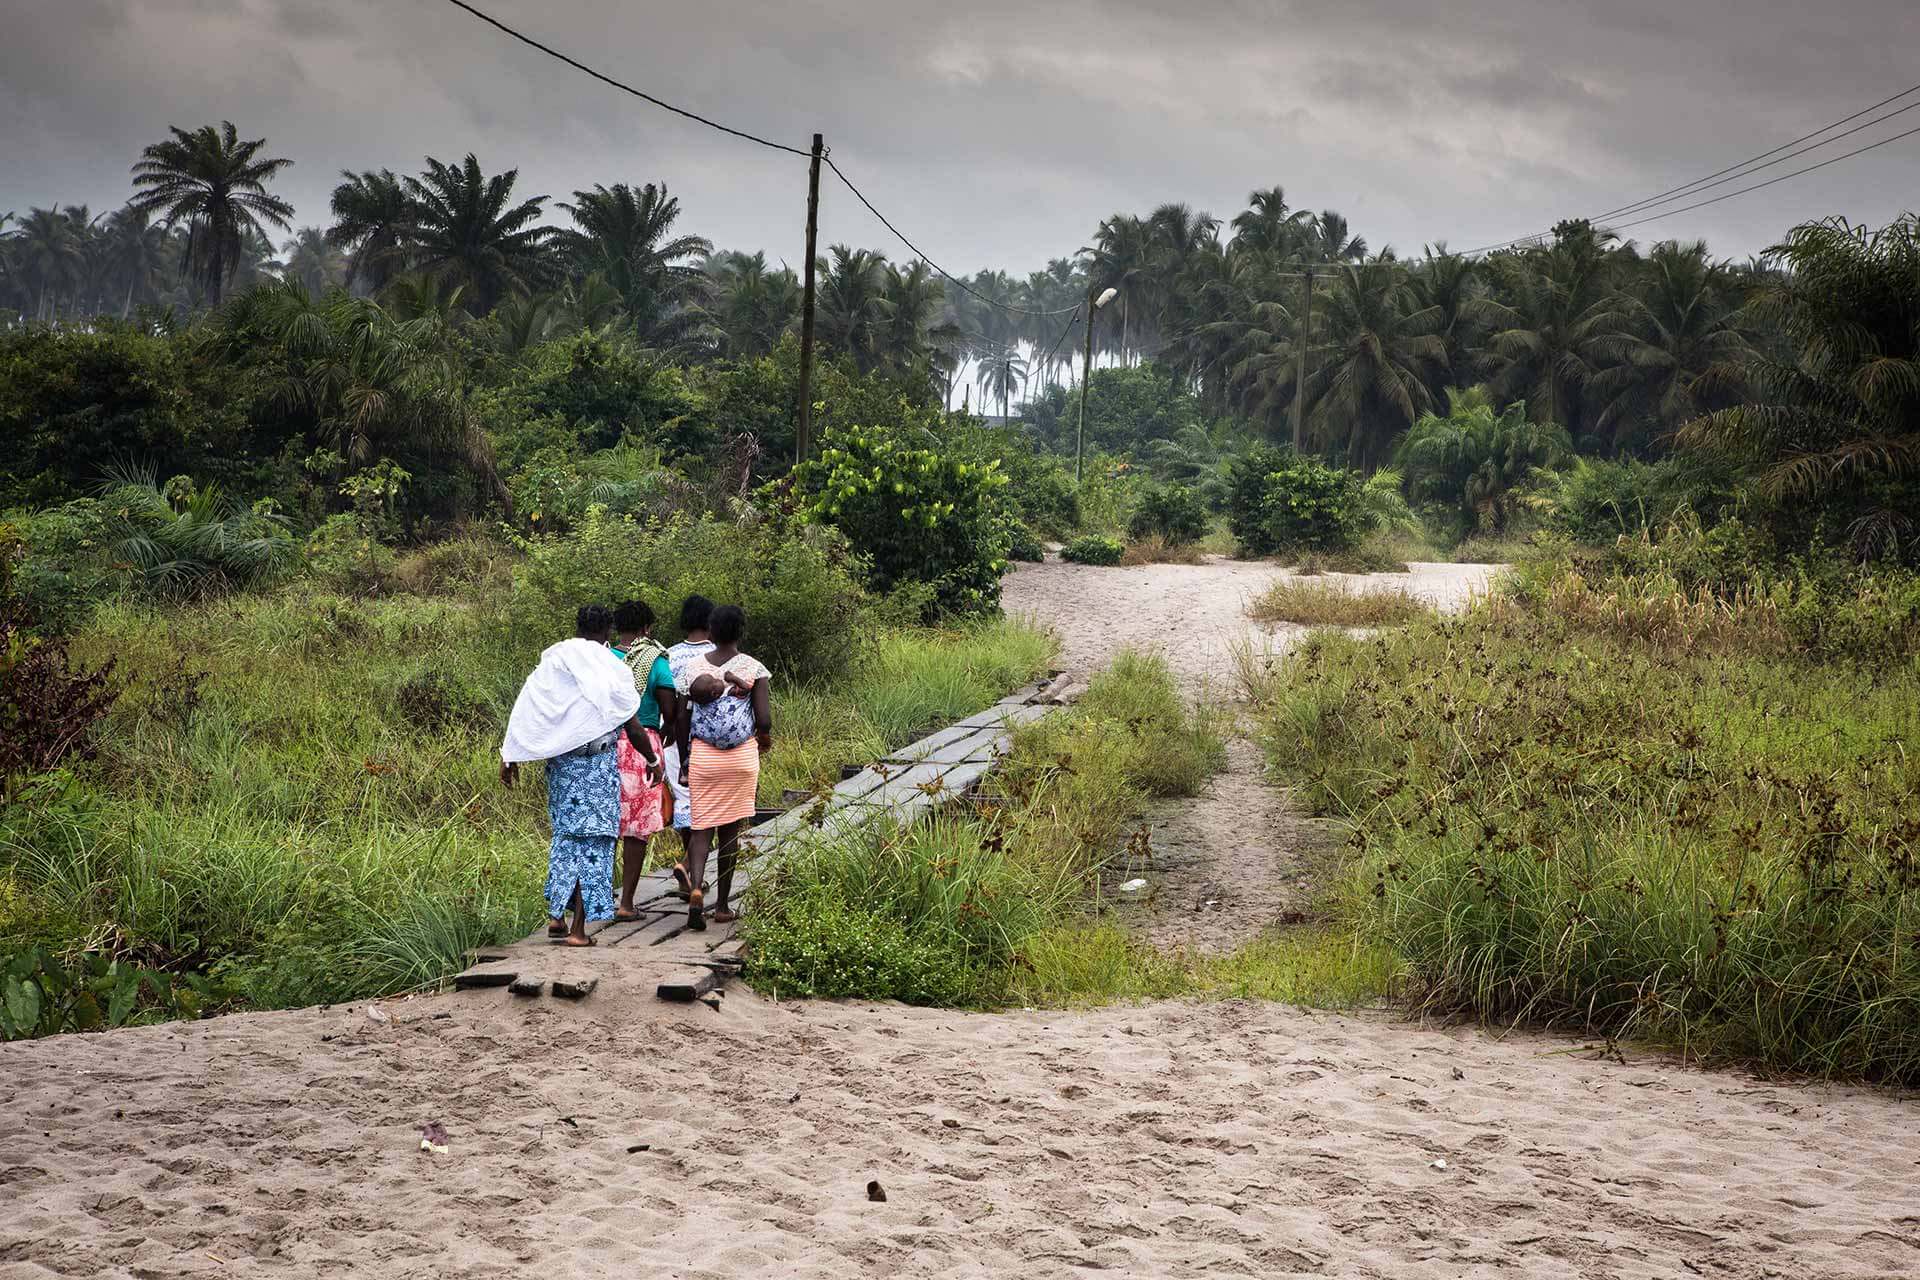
[128, 121, 294, 306]
[1398, 386, 1571, 533]
[280, 227, 344, 295]
[403, 154, 551, 314]
[707, 250, 799, 357]
[1303, 260, 1443, 468]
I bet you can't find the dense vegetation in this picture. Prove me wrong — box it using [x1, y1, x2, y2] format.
[5, 118, 1918, 1066]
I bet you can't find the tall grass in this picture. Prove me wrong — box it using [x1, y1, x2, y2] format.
[1257, 592, 1920, 1083]
[1249, 578, 1428, 627]
[1, 587, 1053, 1022]
[745, 649, 1227, 1005]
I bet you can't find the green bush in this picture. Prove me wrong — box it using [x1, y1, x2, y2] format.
[1006, 522, 1046, 563]
[792, 420, 1011, 619]
[1547, 454, 1742, 544]
[1061, 534, 1123, 565]
[747, 882, 982, 1004]
[1226, 449, 1364, 556]
[512, 509, 865, 681]
[3, 502, 121, 633]
[1126, 484, 1209, 545]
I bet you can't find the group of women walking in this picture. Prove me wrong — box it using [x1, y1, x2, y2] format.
[499, 594, 772, 944]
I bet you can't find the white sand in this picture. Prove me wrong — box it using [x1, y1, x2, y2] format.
[5, 556, 1917, 1278]
[2, 988, 1915, 1277]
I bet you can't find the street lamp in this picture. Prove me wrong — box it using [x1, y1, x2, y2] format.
[1075, 286, 1118, 484]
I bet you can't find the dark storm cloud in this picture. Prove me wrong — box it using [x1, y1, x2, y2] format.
[2, 0, 1916, 269]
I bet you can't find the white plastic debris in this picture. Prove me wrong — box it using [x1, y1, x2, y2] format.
[1119, 878, 1149, 893]
[365, 1004, 390, 1025]
[1429, 1158, 1448, 1170]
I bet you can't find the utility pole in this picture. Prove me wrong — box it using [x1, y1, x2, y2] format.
[1075, 293, 1095, 484]
[1292, 268, 1312, 454]
[795, 133, 824, 464]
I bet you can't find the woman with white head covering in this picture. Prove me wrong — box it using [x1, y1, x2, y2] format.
[500, 604, 659, 947]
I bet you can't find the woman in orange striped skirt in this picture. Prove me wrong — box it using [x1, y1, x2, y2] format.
[676, 604, 771, 930]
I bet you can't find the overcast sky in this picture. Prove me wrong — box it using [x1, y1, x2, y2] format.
[4, 0, 1917, 272]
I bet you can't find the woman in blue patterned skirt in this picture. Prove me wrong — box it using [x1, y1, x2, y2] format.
[499, 605, 660, 947]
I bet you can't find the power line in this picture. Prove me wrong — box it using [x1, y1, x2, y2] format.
[438, 0, 809, 157]
[1592, 80, 1920, 221]
[1605, 121, 1920, 232]
[823, 156, 1083, 318]
[1598, 96, 1920, 223]
[1457, 79, 1920, 257]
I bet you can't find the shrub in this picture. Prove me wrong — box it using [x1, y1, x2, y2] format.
[3, 502, 121, 633]
[512, 509, 865, 681]
[1225, 449, 1364, 556]
[391, 533, 517, 597]
[792, 421, 1011, 619]
[1546, 454, 1742, 544]
[1120, 536, 1206, 567]
[393, 657, 500, 730]
[747, 882, 983, 1004]
[1126, 484, 1209, 545]
[1061, 535, 1123, 565]
[304, 514, 398, 595]
[98, 470, 298, 597]
[0, 602, 122, 803]
[1248, 579, 1427, 626]
[1006, 522, 1046, 563]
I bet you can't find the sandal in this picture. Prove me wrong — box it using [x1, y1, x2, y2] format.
[613, 908, 645, 923]
[546, 920, 567, 938]
[687, 888, 707, 932]
[669, 863, 692, 893]
[710, 908, 738, 924]
[555, 933, 597, 948]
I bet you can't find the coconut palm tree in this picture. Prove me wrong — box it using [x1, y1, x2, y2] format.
[128, 121, 294, 307]
[403, 154, 552, 314]
[1483, 240, 1631, 443]
[1085, 214, 1154, 365]
[557, 182, 711, 348]
[1679, 214, 1920, 559]
[100, 207, 172, 318]
[974, 342, 1028, 421]
[1303, 260, 1444, 467]
[877, 259, 945, 376]
[1590, 240, 1754, 453]
[1406, 245, 1489, 398]
[327, 169, 414, 294]
[1306, 211, 1368, 263]
[1230, 187, 1315, 259]
[815, 245, 892, 371]
[10, 206, 90, 320]
[706, 250, 800, 357]
[281, 226, 344, 296]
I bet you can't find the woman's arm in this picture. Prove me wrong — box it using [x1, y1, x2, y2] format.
[622, 713, 660, 767]
[752, 677, 772, 751]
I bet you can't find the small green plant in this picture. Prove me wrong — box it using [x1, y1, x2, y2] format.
[1, 946, 231, 1040]
[1061, 534, 1124, 565]
[304, 513, 398, 595]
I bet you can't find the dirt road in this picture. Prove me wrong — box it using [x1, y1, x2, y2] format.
[1003, 556, 1498, 951]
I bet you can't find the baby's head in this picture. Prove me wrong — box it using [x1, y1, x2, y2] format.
[689, 672, 724, 701]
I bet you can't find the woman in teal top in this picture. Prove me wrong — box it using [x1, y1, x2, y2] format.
[611, 599, 679, 919]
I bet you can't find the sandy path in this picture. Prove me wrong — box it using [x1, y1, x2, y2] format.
[3, 989, 1915, 1279]
[1002, 557, 1497, 951]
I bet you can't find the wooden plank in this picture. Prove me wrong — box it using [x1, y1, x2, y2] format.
[885, 721, 996, 765]
[1036, 671, 1077, 704]
[656, 966, 725, 1003]
[551, 976, 599, 1000]
[453, 966, 517, 990]
[508, 977, 545, 997]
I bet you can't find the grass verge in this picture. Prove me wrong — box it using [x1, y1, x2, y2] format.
[1254, 587, 1920, 1083]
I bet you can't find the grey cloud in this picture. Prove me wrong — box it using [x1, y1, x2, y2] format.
[1, 0, 1916, 270]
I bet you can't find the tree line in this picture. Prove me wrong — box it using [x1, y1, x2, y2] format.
[4, 119, 1915, 556]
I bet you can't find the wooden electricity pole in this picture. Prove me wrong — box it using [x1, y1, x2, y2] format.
[1075, 294, 1095, 484]
[1292, 267, 1313, 454]
[795, 133, 824, 464]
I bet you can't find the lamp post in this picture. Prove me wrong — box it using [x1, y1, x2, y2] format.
[1075, 286, 1118, 484]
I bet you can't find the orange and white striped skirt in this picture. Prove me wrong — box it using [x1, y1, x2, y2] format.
[688, 738, 759, 830]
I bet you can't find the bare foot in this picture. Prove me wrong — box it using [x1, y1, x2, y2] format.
[710, 908, 738, 924]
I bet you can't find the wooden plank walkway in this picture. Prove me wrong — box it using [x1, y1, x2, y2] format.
[451, 672, 1076, 1005]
